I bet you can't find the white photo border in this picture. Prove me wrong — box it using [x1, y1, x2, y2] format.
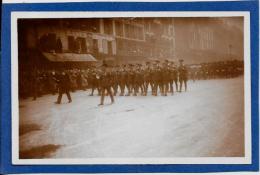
[11, 11, 251, 165]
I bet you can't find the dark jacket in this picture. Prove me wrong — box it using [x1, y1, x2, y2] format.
[57, 73, 71, 91]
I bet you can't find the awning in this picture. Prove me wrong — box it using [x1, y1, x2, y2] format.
[42, 52, 97, 62]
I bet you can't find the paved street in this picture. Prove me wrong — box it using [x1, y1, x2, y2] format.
[19, 77, 244, 158]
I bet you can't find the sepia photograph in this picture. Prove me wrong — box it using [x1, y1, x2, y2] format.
[13, 12, 250, 164]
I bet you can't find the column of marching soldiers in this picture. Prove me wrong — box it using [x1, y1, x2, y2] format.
[19, 59, 243, 105]
[94, 59, 188, 105]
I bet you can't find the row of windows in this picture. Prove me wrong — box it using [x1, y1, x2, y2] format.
[38, 33, 116, 56]
[145, 21, 175, 37]
[38, 33, 62, 53]
[189, 29, 214, 50]
[103, 20, 145, 40]
[124, 24, 144, 40]
[102, 19, 175, 41]
[67, 36, 88, 53]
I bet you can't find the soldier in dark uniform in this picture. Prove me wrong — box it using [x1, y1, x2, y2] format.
[119, 64, 127, 96]
[99, 64, 115, 106]
[55, 71, 72, 104]
[126, 64, 134, 96]
[133, 64, 144, 96]
[143, 61, 152, 96]
[139, 64, 146, 96]
[168, 62, 174, 95]
[171, 61, 179, 93]
[152, 60, 161, 96]
[178, 59, 188, 92]
[89, 68, 101, 96]
[111, 66, 119, 96]
[161, 60, 171, 96]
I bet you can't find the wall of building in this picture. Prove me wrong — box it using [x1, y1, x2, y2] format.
[18, 17, 243, 65]
[173, 18, 243, 64]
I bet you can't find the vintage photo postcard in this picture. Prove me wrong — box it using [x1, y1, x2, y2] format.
[1, 0, 259, 174]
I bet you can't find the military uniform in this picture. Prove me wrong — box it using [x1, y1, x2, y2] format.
[126, 64, 134, 96]
[133, 64, 144, 96]
[99, 65, 114, 106]
[55, 72, 72, 104]
[89, 69, 101, 96]
[161, 60, 171, 96]
[178, 60, 188, 92]
[152, 62, 161, 96]
[119, 65, 127, 96]
[111, 68, 119, 96]
[170, 62, 178, 94]
[143, 62, 152, 96]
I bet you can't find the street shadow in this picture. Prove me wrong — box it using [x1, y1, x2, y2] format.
[19, 123, 41, 136]
[19, 144, 61, 159]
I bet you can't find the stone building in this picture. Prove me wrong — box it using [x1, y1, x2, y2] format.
[173, 17, 243, 64]
[18, 17, 243, 69]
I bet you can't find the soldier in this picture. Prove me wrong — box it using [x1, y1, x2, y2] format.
[89, 68, 101, 96]
[125, 64, 134, 96]
[143, 61, 152, 96]
[172, 61, 179, 93]
[55, 71, 72, 104]
[111, 66, 119, 96]
[133, 64, 144, 96]
[152, 60, 161, 96]
[161, 60, 171, 96]
[178, 59, 188, 92]
[119, 64, 127, 96]
[168, 61, 175, 95]
[98, 64, 115, 106]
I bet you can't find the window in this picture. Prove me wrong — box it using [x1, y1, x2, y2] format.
[55, 37, 62, 53]
[144, 20, 149, 31]
[76, 37, 87, 53]
[39, 33, 57, 52]
[68, 36, 75, 52]
[108, 41, 113, 55]
[104, 19, 113, 35]
[124, 24, 144, 40]
[115, 21, 124, 37]
[92, 39, 98, 54]
[125, 24, 131, 38]
[102, 39, 108, 54]
[136, 27, 144, 40]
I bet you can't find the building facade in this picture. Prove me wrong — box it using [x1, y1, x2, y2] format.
[18, 17, 243, 68]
